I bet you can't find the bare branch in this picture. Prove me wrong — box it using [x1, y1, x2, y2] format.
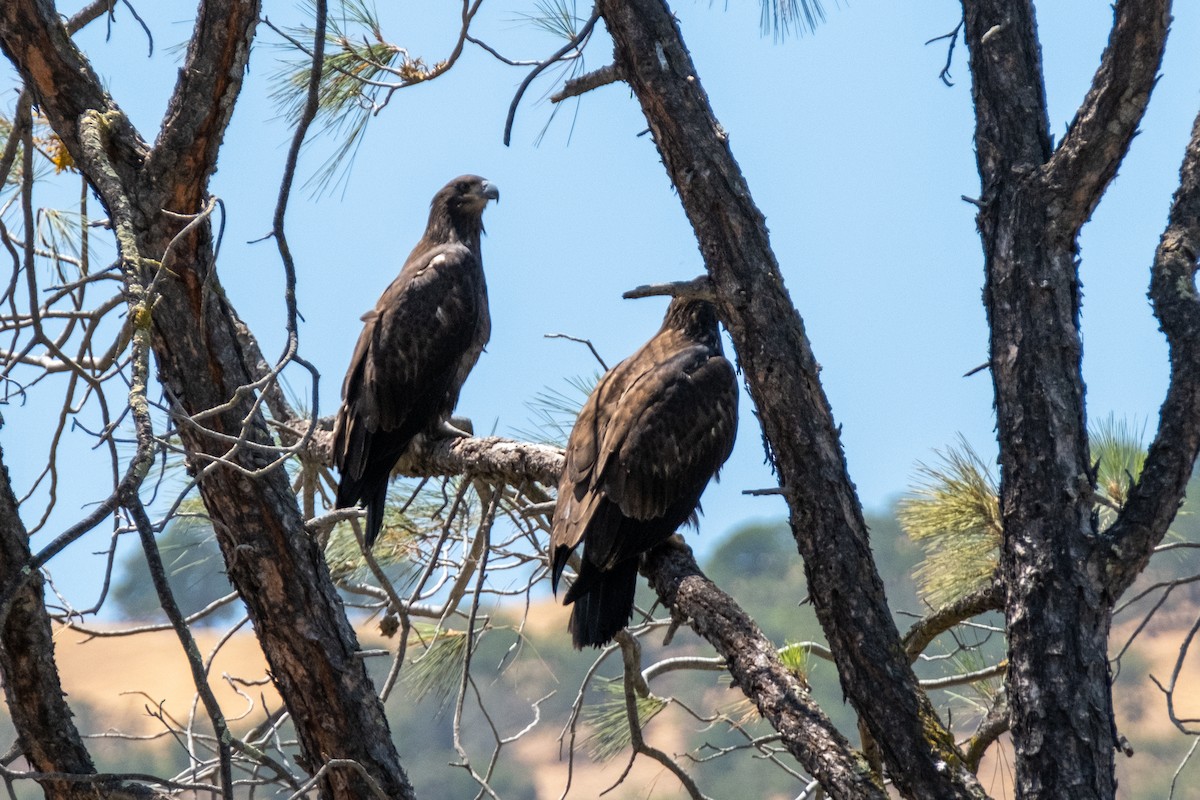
[920, 662, 1006, 690]
[622, 275, 715, 302]
[1107, 105, 1200, 595]
[123, 497, 235, 798]
[642, 538, 887, 799]
[963, 690, 1009, 772]
[550, 63, 623, 103]
[1043, 1, 1170, 240]
[902, 583, 1004, 660]
[503, 5, 601, 146]
[610, 630, 711, 800]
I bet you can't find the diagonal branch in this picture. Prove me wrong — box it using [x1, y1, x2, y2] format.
[0, 0, 149, 188]
[1107, 106, 1200, 595]
[902, 583, 1004, 661]
[0, 439, 164, 800]
[596, 1, 981, 797]
[1042, 0, 1170, 240]
[147, 0, 262, 211]
[642, 540, 887, 800]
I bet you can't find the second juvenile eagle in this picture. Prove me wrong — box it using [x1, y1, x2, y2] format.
[333, 175, 498, 547]
[550, 298, 738, 648]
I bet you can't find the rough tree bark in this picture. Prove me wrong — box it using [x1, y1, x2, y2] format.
[959, 1, 1178, 797]
[3, 2, 1197, 798]
[0, 2, 413, 798]
[0, 439, 162, 800]
[597, 1, 985, 798]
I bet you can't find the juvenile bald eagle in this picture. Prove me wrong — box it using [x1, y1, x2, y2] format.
[550, 298, 738, 648]
[333, 175, 499, 547]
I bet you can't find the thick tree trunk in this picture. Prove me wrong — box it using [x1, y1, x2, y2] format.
[0, 442, 162, 800]
[959, 2, 1171, 796]
[598, 2, 984, 798]
[0, 3, 415, 797]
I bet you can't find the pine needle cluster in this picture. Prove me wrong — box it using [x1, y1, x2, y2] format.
[898, 439, 1001, 608]
[269, 1, 429, 195]
[761, 0, 828, 40]
[400, 623, 471, 710]
[581, 680, 668, 761]
[900, 420, 1148, 607]
[514, 374, 595, 446]
[1091, 414, 1147, 528]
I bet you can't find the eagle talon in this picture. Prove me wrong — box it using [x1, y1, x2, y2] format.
[438, 418, 473, 439]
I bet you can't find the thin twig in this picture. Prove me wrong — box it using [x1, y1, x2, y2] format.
[503, 5, 601, 146]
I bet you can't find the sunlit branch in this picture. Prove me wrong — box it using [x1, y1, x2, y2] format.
[503, 4, 601, 146]
[550, 63, 622, 103]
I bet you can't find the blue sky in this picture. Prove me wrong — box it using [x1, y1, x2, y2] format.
[4, 1, 1199, 612]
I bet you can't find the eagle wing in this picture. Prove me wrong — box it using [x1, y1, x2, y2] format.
[603, 347, 738, 521]
[334, 243, 487, 486]
[550, 334, 738, 581]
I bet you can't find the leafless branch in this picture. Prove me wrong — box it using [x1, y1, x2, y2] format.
[608, 630, 711, 800]
[550, 63, 623, 103]
[503, 5, 601, 146]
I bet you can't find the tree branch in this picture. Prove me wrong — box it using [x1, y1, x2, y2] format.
[550, 63, 623, 103]
[1043, 1, 1170, 240]
[641, 539, 887, 800]
[959, 1, 1139, 795]
[902, 583, 1004, 660]
[146, 0, 262, 211]
[597, 1, 981, 797]
[0, 0, 149, 188]
[1107, 105, 1200, 595]
[0, 440, 163, 800]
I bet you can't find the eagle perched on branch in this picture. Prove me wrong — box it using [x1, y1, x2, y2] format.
[333, 175, 498, 547]
[550, 298, 738, 648]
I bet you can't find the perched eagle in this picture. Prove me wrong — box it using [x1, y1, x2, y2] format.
[550, 298, 738, 648]
[333, 175, 499, 547]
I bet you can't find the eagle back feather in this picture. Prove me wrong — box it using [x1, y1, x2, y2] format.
[550, 300, 737, 592]
[332, 175, 495, 547]
[333, 244, 488, 483]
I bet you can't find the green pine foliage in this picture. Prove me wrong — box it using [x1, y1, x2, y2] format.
[400, 624, 471, 711]
[270, 1, 428, 195]
[901, 419, 1149, 607]
[898, 439, 1001, 608]
[760, 0, 827, 39]
[1091, 414, 1148, 528]
[513, 373, 596, 447]
[581, 680, 668, 762]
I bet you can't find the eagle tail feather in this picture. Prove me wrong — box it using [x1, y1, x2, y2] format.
[364, 479, 387, 549]
[566, 558, 639, 649]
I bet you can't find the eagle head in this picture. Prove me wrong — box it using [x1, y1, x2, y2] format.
[439, 174, 499, 215]
[428, 175, 499, 243]
[663, 298, 723, 351]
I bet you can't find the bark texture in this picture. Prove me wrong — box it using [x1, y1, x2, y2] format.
[959, 1, 1173, 797]
[1107, 106, 1200, 595]
[598, 1, 984, 797]
[0, 3, 413, 798]
[643, 540, 886, 800]
[0, 444, 160, 800]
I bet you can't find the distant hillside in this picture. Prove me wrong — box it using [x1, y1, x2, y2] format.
[2, 506, 1197, 798]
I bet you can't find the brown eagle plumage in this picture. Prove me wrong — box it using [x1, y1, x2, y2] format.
[333, 175, 498, 547]
[550, 298, 738, 648]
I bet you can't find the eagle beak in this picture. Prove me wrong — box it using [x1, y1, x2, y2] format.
[481, 181, 500, 203]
